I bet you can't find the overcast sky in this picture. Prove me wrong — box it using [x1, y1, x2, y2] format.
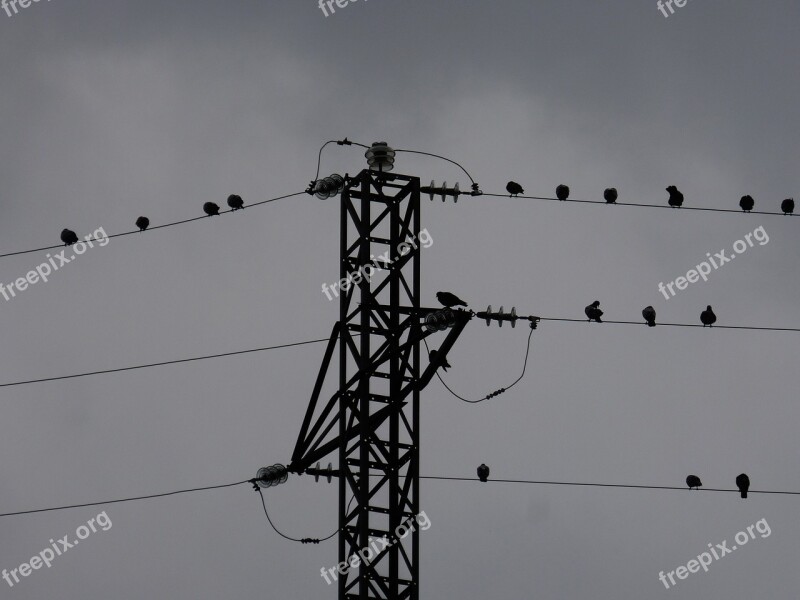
[1, 0, 799, 598]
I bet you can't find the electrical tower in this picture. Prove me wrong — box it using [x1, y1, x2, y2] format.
[289, 146, 470, 599]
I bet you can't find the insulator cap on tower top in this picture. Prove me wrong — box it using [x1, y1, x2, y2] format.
[365, 142, 396, 172]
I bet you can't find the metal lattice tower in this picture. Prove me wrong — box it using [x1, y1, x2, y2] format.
[290, 161, 470, 599]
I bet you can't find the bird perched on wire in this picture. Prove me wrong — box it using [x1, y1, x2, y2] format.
[227, 194, 244, 211]
[436, 291, 468, 308]
[477, 464, 490, 482]
[686, 475, 702, 490]
[429, 349, 451, 372]
[736, 473, 750, 498]
[739, 195, 755, 213]
[60, 229, 79, 246]
[506, 181, 524, 196]
[781, 198, 794, 215]
[203, 202, 220, 216]
[556, 184, 570, 201]
[135, 216, 150, 231]
[585, 300, 603, 322]
[642, 306, 656, 327]
[667, 185, 684, 208]
[700, 305, 716, 327]
[603, 188, 618, 204]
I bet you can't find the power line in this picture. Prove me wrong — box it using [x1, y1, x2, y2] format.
[536, 317, 800, 332]
[2, 314, 797, 390]
[419, 475, 800, 496]
[0, 479, 251, 518]
[0, 337, 333, 389]
[0, 191, 304, 261]
[7, 471, 795, 520]
[481, 192, 798, 217]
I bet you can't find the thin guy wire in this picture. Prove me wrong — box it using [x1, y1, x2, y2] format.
[394, 149, 476, 184]
[257, 489, 355, 544]
[424, 326, 534, 403]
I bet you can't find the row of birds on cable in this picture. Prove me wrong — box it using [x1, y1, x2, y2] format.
[505, 182, 795, 214]
[687, 473, 751, 498]
[587, 301, 717, 327]
[435, 293, 717, 328]
[58, 195, 245, 245]
[477, 466, 751, 498]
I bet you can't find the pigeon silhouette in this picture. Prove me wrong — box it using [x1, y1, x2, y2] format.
[429, 349, 451, 372]
[781, 198, 794, 215]
[604, 188, 618, 204]
[506, 181, 524, 196]
[700, 305, 716, 327]
[642, 306, 656, 327]
[436, 291, 467, 307]
[227, 194, 244, 210]
[739, 195, 754, 213]
[667, 185, 684, 208]
[686, 475, 702, 490]
[556, 184, 570, 201]
[60, 229, 79, 246]
[135, 216, 150, 231]
[203, 202, 220, 216]
[477, 464, 490, 482]
[585, 300, 603, 322]
[736, 473, 750, 498]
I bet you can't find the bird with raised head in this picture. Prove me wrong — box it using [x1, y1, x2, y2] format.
[642, 306, 656, 327]
[667, 185, 684, 208]
[700, 306, 716, 327]
[736, 473, 750, 499]
[477, 464, 490, 482]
